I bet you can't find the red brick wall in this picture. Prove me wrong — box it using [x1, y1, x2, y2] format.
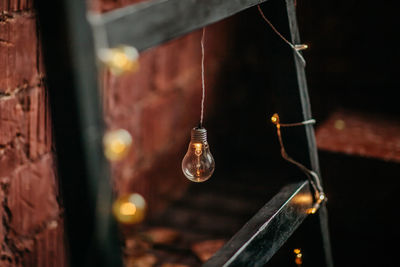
[93, 0, 232, 216]
[103, 25, 231, 216]
[0, 2, 66, 266]
[0, 0, 231, 265]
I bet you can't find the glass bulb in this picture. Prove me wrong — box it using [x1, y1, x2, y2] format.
[98, 45, 139, 75]
[112, 193, 146, 225]
[103, 129, 132, 161]
[182, 127, 215, 182]
[294, 44, 308, 51]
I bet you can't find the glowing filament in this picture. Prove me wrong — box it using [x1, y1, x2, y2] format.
[194, 143, 203, 156]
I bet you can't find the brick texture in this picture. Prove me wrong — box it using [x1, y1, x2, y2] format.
[0, 0, 33, 13]
[102, 20, 233, 217]
[0, 12, 40, 94]
[0, 1, 65, 266]
[94, 0, 233, 217]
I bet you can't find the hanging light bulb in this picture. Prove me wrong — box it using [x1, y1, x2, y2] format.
[182, 127, 215, 182]
[98, 45, 139, 75]
[112, 193, 146, 225]
[103, 129, 132, 161]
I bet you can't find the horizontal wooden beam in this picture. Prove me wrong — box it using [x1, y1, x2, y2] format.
[88, 0, 269, 51]
[204, 181, 313, 267]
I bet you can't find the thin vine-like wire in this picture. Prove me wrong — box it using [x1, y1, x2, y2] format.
[257, 5, 306, 66]
[271, 114, 325, 209]
[200, 27, 206, 127]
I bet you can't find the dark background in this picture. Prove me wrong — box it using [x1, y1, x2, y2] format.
[208, 0, 400, 266]
[145, 0, 400, 266]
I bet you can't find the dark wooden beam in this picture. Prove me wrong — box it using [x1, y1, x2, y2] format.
[35, 1, 122, 266]
[204, 181, 313, 267]
[284, 0, 334, 266]
[89, 0, 270, 51]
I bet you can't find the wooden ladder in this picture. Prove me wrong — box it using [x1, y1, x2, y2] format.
[35, 0, 334, 266]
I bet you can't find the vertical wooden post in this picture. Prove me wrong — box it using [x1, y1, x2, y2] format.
[284, 0, 334, 266]
[35, 1, 123, 266]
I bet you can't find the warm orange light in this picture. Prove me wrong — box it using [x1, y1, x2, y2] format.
[119, 202, 137, 216]
[110, 139, 126, 154]
[294, 44, 309, 51]
[182, 128, 215, 183]
[294, 248, 303, 265]
[334, 119, 346, 130]
[194, 143, 203, 149]
[295, 255, 303, 265]
[99, 46, 139, 75]
[306, 207, 317, 214]
[103, 129, 132, 161]
[194, 143, 203, 156]
[293, 194, 313, 205]
[113, 193, 146, 225]
[271, 113, 280, 124]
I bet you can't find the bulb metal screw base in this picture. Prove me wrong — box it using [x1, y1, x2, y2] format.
[191, 127, 207, 143]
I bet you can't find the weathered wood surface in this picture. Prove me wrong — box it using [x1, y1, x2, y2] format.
[285, 1, 333, 266]
[89, 0, 270, 51]
[204, 181, 312, 267]
[316, 109, 400, 163]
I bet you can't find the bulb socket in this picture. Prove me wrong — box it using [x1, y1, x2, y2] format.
[191, 127, 207, 143]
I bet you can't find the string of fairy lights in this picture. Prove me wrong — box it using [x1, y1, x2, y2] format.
[88, 4, 326, 265]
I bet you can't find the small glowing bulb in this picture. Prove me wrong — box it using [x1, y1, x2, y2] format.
[113, 193, 146, 225]
[294, 44, 308, 51]
[119, 202, 136, 215]
[103, 129, 132, 161]
[182, 127, 215, 182]
[306, 207, 317, 214]
[318, 192, 326, 203]
[295, 255, 303, 265]
[98, 45, 139, 75]
[271, 113, 280, 125]
[294, 248, 303, 266]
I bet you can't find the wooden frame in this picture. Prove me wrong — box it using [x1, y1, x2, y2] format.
[88, 0, 270, 51]
[205, 181, 312, 266]
[36, 0, 334, 266]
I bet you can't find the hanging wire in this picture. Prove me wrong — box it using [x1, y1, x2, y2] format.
[199, 27, 206, 128]
[271, 114, 326, 209]
[257, 5, 307, 66]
